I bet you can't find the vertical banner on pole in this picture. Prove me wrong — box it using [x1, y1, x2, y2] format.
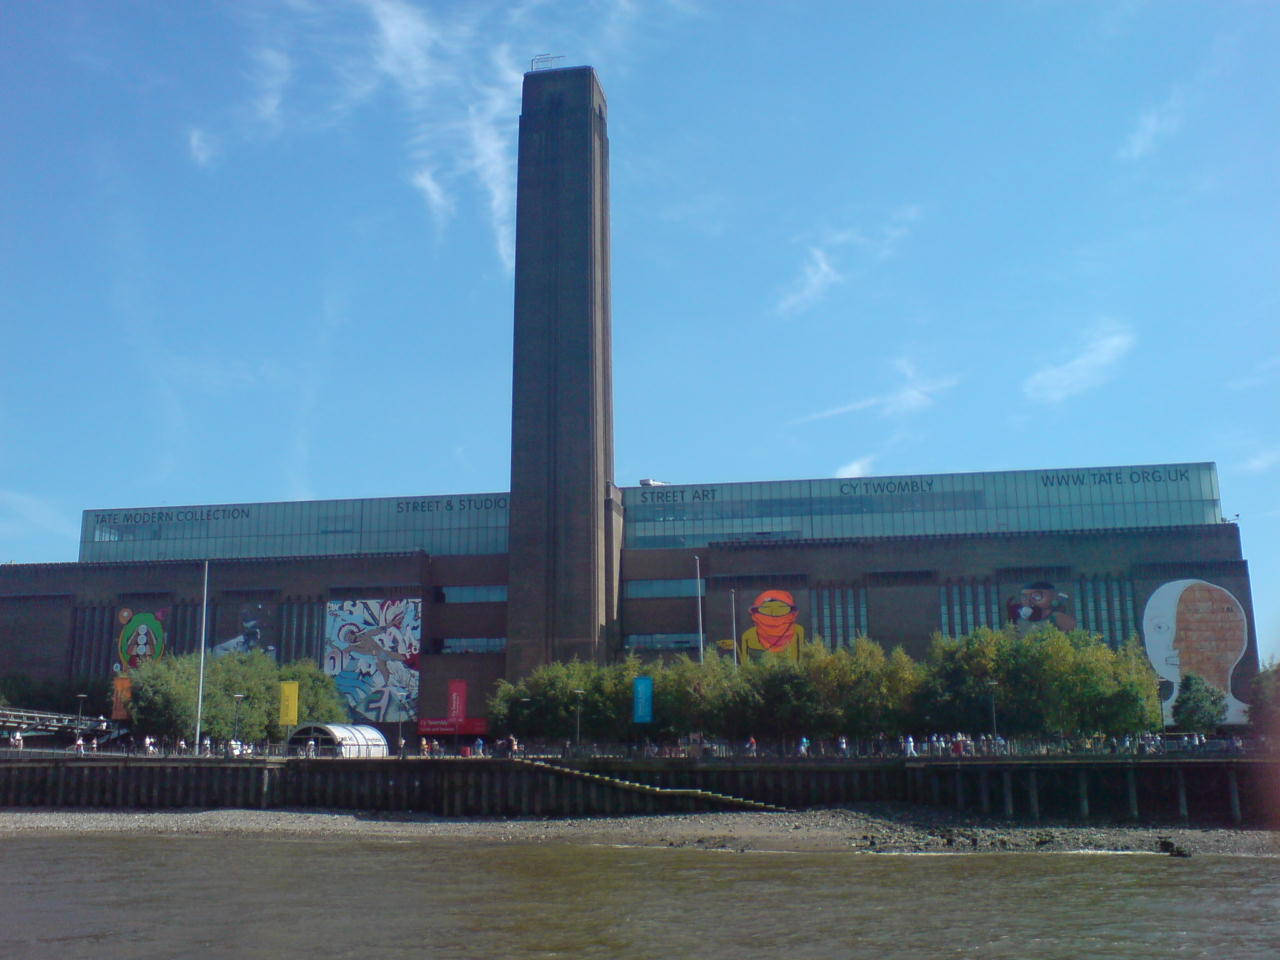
[111, 676, 133, 720]
[632, 676, 653, 724]
[279, 681, 300, 726]
[446, 679, 468, 722]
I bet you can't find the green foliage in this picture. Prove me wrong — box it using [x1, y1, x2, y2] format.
[279, 659, 348, 728]
[484, 626, 1163, 743]
[1247, 660, 1280, 737]
[1171, 673, 1228, 734]
[127, 652, 345, 742]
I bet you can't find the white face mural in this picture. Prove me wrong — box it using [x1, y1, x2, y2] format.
[1142, 579, 1249, 725]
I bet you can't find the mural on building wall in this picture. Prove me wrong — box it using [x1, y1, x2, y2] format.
[211, 602, 278, 659]
[720, 589, 809, 662]
[1005, 582, 1076, 634]
[323, 599, 421, 722]
[115, 607, 167, 672]
[1142, 579, 1249, 725]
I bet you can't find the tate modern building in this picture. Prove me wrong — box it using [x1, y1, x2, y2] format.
[0, 68, 1259, 731]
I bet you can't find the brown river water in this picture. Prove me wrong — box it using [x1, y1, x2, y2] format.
[1, 835, 1276, 959]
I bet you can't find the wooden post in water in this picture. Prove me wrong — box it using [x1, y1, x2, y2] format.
[1126, 766, 1139, 820]
[1176, 767, 1188, 822]
[1027, 769, 1040, 822]
[1002, 770, 1014, 818]
[1076, 769, 1089, 820]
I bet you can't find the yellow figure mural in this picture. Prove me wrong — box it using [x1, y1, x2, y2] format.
[738, 589, 805, 662]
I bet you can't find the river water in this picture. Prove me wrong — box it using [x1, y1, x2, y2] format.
[2, 835, 1276, 959]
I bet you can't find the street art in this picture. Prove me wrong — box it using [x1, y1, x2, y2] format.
[735, 589, 807, 662]
[1005, 581, 1076, 634]
[323, 599, 421, 723]
[116, 607, 166, 672]
[1142, 579, 1249, 725]
[211, 601, 278, 659]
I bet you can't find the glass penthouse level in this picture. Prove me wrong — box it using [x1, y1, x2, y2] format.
[80, 463, 1220, 563]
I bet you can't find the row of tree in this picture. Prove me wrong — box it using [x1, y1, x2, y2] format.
[489, 626, 1249, 743]
[126, 651, 347, 742]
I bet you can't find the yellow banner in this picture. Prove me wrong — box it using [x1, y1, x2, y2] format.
[279, 681, 299, 726]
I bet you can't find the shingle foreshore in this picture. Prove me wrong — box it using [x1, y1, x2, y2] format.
[1, 805, 1275, 856]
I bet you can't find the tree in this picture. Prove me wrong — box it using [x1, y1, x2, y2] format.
[279, 659, 348, 730]
[1171, 673, 1227, 734]
[128, 652, 346, 742]
[1247, 661, 1280, 738]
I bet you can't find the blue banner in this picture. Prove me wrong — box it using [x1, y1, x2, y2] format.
[632, 676, 653, 724]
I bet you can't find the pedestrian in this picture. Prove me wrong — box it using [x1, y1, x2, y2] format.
[12, 730, 22, 752]
[798, 736, 809, 758]
[74, 735, 85, 755]
[745, 736, 757, 758]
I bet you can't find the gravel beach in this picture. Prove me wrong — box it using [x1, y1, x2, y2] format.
[2, 804, 1276, 856]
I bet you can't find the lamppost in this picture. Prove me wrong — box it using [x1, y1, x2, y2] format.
[986, 679, 998, 741]
[75, 693, 87, 722]
[693, 556, 705, 663]
[573, 689, 585, 751]
[232, 693, 246, 748]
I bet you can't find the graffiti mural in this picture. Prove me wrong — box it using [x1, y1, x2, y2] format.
[1005, 581, 1076, 634]
[211, 601, 278, 659]
[1142, 579, 1249, 725]
[720, 589, 808, 662]
[323, 599, 421, 722]
[115, 607, 167, 672]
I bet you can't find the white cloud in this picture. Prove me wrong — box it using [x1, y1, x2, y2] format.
[777, 246, 842, 315]
[411, 166, 453, 224]
[213, 0, 694, 273]
[1241, 448, 1280, 475]
[187, 127, 216, 167]
[778, 205, 922, 314]
[252, 47, 292, 124]
[795, 357, 959, 424]
[1118, 87, 1185, 162]
[0, 490, 81, 543]
[836, 455, 876, 478]
[1021, 321, 1135, 404]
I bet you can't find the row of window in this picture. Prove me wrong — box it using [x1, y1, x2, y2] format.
[624, 500, 1220, 548]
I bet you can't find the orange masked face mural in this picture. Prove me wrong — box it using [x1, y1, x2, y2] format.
[740, 589, 805, 661]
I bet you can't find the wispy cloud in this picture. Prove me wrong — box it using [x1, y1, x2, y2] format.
[795, 357, 959, 424]
[777, 246, 842, 315]
[1117, 35, 1237, 163]
[1227, 353, 1280, 392]
[777, 205, 923, 314]
[0, 490, 81, 545]
[203, 0, 695, 272]
[187, 126, 216, 167]
[1117, 87, 1186, 162]
[251, 47, 291, 125]
[836, 455, 876, 478]
[1241, 448, 1280, 475]
[1021, 321, 1135, 403]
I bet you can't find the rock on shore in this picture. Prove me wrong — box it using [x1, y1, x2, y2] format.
[2, 803, 1276, 857]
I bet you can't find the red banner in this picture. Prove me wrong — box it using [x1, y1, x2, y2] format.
[446, 679, 468, 722]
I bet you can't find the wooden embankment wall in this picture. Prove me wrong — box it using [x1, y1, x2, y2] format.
[0, 757, 1276, 825]
[576, 758, 1280, 826]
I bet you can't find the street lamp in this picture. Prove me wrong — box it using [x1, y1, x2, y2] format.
[232, 693, 246, 748]
[573, 689, 585, 750]
[986, 679, 998, 741]
[75, 693, 87, 722]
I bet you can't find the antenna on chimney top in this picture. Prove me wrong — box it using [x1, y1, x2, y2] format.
[530, 54, 565, 71]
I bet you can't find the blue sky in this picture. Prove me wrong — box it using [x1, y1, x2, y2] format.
[2, 1, 1277, 663]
